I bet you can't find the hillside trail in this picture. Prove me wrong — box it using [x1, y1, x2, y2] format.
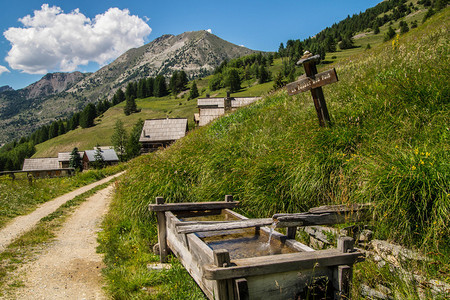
[6, 183, 116, 299]
[0, 171, 125, 252]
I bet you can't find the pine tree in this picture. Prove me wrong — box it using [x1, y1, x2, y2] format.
[116, 88, 125, 104]
[69, 147, 83, 171]
[273, 71, 286, 90]
[49, 121, 59, 139]
[374, 25, 380, 34]
[154, 75, 168, 97]
[124, 95, 137, 116]
[111, 120, 128, 161]
[93, 146, 105, 169]
[399, 21, 409, 34]
[70, 113, 80, 130]
[258, 66, 270, 84]
[384, 26, 396, 41]
[225, 69, 241, 92]
[57, 120, 66, 136]
[188, 81, 199, 100]
[208, 74, 222, 91]
[125, 119, 144, 160]
[146, 77, 154, 97]
[80, 103, 96, 128]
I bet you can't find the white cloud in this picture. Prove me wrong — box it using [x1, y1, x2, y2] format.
[0, 65, 10, 75]
[3, 4, 152, 74]
[206, 29, 212, 34]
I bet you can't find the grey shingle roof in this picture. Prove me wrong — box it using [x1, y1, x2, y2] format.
[84, 149, 119, 162]
[22, 158, 60, 171]
[139, 118, 188, 143]
[58, 151, 85, 162]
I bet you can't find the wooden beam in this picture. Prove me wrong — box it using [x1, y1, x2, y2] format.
[308, 203, 372, 214]
[155, 197, 168, 263]
[149, 201, 239, 212]
[273, 212, 349, 228]
[203, 249, 363, 280]
[176, 218, 273, 234]
[214, 249, 233, 300]
[272, 203, 372, 228]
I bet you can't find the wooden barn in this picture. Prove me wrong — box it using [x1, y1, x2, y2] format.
[82, 148, 119, 170]
[58, 151, 85, 168]
[139, 118, 188, 153]
[22, 158, 74, 178]
[197, 93, 261, 126]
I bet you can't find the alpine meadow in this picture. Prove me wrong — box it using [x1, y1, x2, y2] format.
[0, 1, 448, 299]
[98, 7, 449, 300]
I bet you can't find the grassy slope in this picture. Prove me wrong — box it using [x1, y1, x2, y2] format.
[32, 3, 430, 159]
[99, 8, 449, 299]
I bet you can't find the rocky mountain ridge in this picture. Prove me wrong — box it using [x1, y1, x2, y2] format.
[0, 30, 258, 143]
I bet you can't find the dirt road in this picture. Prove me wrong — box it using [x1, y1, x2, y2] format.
[0, 171, 124, 252]
[8, 184, 115, 299]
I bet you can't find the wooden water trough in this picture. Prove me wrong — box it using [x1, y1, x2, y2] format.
[149, 196, 366, 300]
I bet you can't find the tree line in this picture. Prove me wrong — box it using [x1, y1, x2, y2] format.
[208, 52, 273, 93]
[0, 70, 194, 171]
[273, 0, 444, 89]
[0, 97, 112, 171]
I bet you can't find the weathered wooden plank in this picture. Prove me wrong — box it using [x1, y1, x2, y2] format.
[246, 267, 331, 299]
[177, 218, 274, 234]
[165, 211, 216, 299]
[176, 220, 245, 226]
[149, 201, 239, 212]
[203, 249, 363, 280]
[286, 68, 338, 95]
[273, 212, 349, 228]
[223, 209, 315, 252]
[308, 203, 372, 214]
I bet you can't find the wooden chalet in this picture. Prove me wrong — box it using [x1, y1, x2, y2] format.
[197, 93, 261, 126]
[22, 158, 74, 178]
[57, 151, 85, 168]
[139, 118, 188, 153]
[82, 148, 119, 169]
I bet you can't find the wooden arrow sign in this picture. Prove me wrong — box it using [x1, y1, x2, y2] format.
[286, 68, 338, 96]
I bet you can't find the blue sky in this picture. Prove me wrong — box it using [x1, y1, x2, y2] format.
[0, 0, 381, 90]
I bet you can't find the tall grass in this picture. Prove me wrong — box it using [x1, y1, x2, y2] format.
[99, 9, 449, 299]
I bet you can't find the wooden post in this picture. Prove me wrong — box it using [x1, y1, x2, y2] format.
[213, 249, 233, 300]
[234, 278, 249, 300]
[225, 195, 234, 202]
[301, 53, 331, 127]
[334, 237, 354, 299]
[225, 92, 232, 112]
[338, 236, 355, 253]
[155, 197, 168, 263]
[333, 265, 352, 300]
[286, 226, 297, 239]
[286, 51, 338, 127]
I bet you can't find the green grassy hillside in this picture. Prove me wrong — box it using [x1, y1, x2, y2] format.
[98, 8, 449, 299]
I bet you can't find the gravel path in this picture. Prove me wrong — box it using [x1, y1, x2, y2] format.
[0, 171, 124, 252]
[8, 184, 115, 299]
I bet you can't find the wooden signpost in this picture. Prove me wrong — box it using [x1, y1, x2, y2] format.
[286, 51, 338, 127]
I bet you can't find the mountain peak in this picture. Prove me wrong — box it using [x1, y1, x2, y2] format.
[24, 71, 87, 99]
[69, 30, 259, 97]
